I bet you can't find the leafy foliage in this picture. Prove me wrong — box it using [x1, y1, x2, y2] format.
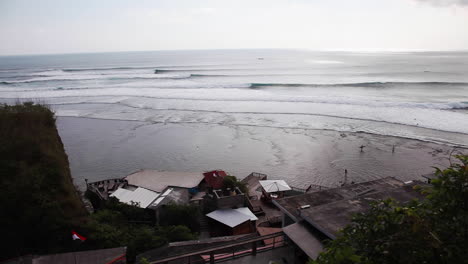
[102, 197, 155, 224]
[222, 175, 248, 193]
[312, 155, 468, 264]
[159, 203, 200, 232]
[156, 225, 198, 242]
[83, 209, 165, 262]
[0, 103, 88, 259]
[83, 199, 198, 262]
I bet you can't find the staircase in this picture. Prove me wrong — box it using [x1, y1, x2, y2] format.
[198, 214, 210, 239]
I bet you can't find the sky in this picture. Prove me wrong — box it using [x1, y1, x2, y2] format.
[1, 0, 468, 55]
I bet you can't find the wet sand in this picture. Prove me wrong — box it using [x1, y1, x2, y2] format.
[57, 116, 465, 190]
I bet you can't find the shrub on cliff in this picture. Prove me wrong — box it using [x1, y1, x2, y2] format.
[0, 102, 88, 259]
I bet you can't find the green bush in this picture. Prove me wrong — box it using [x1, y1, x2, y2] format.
[156, 225, 198, 242]
[84, 208, 197, 263]
[312, 155, 468, 264]
[222, 175, 248, 193]
[159, 203, 200, 231]
[0, 103, 88, 259]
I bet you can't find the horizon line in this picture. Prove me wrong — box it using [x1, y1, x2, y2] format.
[2, 48, 468, 57]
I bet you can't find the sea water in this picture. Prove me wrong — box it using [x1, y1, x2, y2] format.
[1, 50, 467, 186]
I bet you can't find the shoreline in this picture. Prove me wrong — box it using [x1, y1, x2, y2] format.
[57, 115, 468, 149]
[56, 116, 465, 191]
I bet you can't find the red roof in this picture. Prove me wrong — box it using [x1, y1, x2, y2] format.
[203, 170, 227, 189]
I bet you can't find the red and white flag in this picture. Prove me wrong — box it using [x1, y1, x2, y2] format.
[71, 230, 86, 241]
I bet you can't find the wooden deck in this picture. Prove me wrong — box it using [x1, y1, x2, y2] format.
[86, 178, 127, 200]
[241, 173, 284, 226]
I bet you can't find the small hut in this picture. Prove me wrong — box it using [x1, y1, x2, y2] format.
[206, 207, 258, 236]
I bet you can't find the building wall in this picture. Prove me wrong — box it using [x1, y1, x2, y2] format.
[232, 221, 255, 236]
[208, 220, 255, 237]
[216, 194, 245, 209]
[281, 212, 296, 227]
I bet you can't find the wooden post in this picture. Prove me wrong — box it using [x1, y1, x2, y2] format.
[156, 209, 160, 226]
[252, 241, 257, 256]
[210, 251, 214, 264]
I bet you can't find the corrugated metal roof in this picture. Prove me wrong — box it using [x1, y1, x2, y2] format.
[125, 170, 204, 192]
[110, 187, 160, 208]
[206, 207, 257, 228]
[149, 188, 173, 208]
[235, 207, 258, 221]
[162, 188, 173, 196]
[259, 180, 291, 192]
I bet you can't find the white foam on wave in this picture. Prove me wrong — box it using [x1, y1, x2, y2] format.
[32, 69, 67, 76]
[2, 86, 466, 110]
[7, 87, 467, 136]
[2, 72, 192, 84]
[307, 60, 344, 64]
[53, 101, 468, 148]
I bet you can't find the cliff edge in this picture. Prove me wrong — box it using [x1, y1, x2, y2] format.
[0, 102, 88, 259]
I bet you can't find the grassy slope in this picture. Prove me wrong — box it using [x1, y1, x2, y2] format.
[0, 103, 88, 259]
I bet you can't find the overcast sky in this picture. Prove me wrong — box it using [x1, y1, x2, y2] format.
[1, 0, 467, 55]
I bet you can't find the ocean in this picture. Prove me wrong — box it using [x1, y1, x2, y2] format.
[1, 50, 467, 188]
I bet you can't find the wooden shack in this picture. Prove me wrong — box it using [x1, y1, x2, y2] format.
[206, 207, 258, 236]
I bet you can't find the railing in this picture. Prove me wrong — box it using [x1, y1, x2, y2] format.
[308, 183, 330, 191]
[245, 195, 262, 214]
[86, 178, 127, 200]
[291, 184, 330, 193]
[290, 186, 307, 193]
[148, 232, 287, 264]
[246, 172, 267, 180]
[86, 185, 107, 200]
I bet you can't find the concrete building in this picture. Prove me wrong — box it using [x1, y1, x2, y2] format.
[273, 177, 426, 261]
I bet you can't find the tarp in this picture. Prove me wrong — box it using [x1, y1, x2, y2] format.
[259, 180, 291, 193]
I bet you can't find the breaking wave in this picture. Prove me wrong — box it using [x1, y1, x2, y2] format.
[249, 81, 468, 89]
[3, 72, 468, 89]
[0, 75, 193, 84]
[62, 66, 156, 72]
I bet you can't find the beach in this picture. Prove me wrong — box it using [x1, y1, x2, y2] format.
[57, 116, 459, 190]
